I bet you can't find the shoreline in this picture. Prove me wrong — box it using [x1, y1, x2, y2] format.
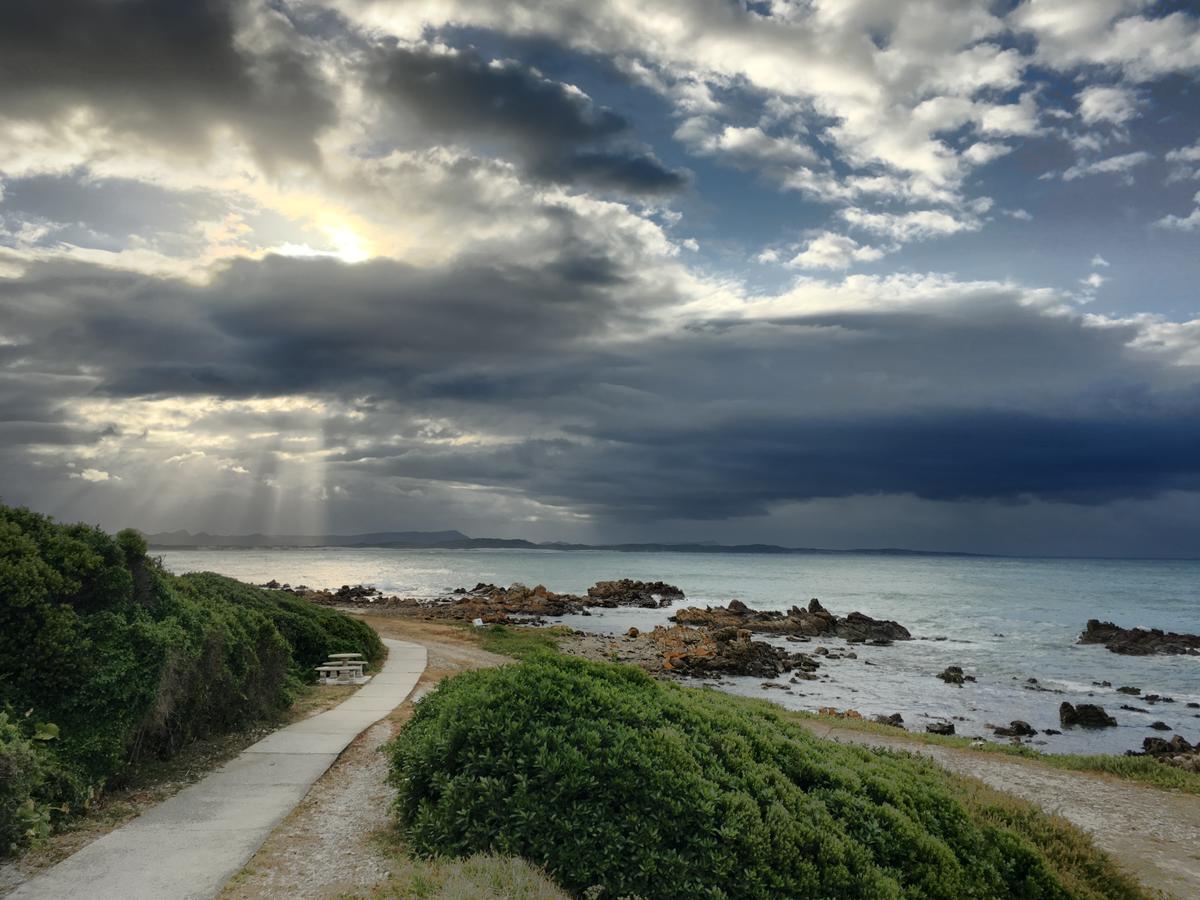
[254, 575, 1200, 762]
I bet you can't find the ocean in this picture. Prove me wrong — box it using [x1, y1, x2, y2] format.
[158, 548, 1200, 755]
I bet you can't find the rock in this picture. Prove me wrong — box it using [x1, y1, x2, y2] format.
[1144, 694, 1175, 704]
[1079, 619, 1200, 656]
[672, 598, 910, 643]
[1092, 680, 1112, 687]
[993, 720, 1037, 737]
[1143, 735, 1195, 756]
[833, 611, 912, 643]
[937, 665, 974, 685]
[1149, 721, 1172, 730]
[1117, 685, 1141, 695]
[1059, 702, 1117, 728]
[626, 627, 640, 638]
[926, 722, 955, 735]
[873, 713, 905, 728]
[655, 624, 811, 679]
[1121, 704, 1150, 713]
[1188, 702, 1200, 709]
[1043, 728, 1062, 736]
[587, 579, 684, 608]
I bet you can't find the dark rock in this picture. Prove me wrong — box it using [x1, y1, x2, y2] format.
[1143, 735, 1195, 756]
[833, 611, 911, 643]
[1092, 680, 1112, 687]
[1144, 694, 1175, 704]
[1149, 721, 1171, 730]
[1079, 619, 1200, 656]
[874, 713, 905, 728]
[1188, 702, 1200, 709]
[1043, 728, 1062, 735]
[926, 722, 955, 735]
[937, 665, 971, 686]
[1059, 702, 1117, 728]
[671, 598, 910, 643]
[1121, 704, 1150, 713]
[587, 579, 684, 608]
[626, 627, 640, 638]
[993, 720, 1037, 737]
[1117, 686, 1141, 695]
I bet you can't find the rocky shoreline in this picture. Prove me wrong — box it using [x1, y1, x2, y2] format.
[259, 576, 1199, 765]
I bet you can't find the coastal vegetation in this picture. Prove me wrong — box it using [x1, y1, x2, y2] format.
[0, 504, 383, 857]
[389, 651, 1147, 899]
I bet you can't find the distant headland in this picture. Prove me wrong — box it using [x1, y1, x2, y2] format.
[143, 528, 986, 556]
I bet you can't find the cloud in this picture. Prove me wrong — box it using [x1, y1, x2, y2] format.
[1076, 84, 1139, 125]
[0, 0, 336, 165]
[1091, 254, 1110, 267]
[1154, 191, 1200, 231]
[367, 43, 686, 194]
[1165, 140, 1200, 183]
[839, 207, 983, 243]
[5, 247, 1200, 531]
[788, 233, 884, 269]
[70, 468, 113, 482]
[1061, 150, 1151, 181]
[1012, 2, 1200, 81]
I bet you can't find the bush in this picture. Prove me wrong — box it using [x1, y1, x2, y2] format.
[0, 503, 384, 855]
[389, 655, 1146, 900]
[0, 710, 52, 857]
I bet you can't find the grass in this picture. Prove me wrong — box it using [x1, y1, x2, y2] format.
[369, 851, 568, 899]
[471, 623, 569, 659]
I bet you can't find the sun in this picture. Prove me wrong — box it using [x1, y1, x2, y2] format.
[324, 224, 371, 264]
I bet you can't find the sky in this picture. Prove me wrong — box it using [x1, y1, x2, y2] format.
[1, 0, 1200, 557]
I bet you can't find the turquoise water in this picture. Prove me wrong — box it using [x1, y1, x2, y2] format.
[160, 548, 1200, 755]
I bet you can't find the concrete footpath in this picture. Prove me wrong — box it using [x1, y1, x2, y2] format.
[12, 638, 426, 900]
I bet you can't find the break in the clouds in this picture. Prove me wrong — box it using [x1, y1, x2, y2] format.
[2, 1, 1200, 557]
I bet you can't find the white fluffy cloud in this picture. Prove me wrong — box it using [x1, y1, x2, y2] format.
[788, 232, 885, 269]
[1076, 84, 1139, 125]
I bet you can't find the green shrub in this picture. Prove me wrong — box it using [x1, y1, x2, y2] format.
[389, 655, 1146, 900]
[0, 710, 52, 856]
[0, 503, 384, 854]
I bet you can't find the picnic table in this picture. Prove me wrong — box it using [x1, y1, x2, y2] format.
[315, 652, 367, 683]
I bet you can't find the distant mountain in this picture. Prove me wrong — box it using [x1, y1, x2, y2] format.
[145, 529, 470, 548]
[144, 529, 988, 557]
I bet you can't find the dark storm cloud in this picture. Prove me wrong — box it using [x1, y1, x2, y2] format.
[0, 0, 334, 162]
[6, 250, 1197, 523]
[368, 44, 687, 194]
[0, 239, 676, 397]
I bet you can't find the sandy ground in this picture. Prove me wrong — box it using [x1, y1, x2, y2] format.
[219, 618, 507, 899]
